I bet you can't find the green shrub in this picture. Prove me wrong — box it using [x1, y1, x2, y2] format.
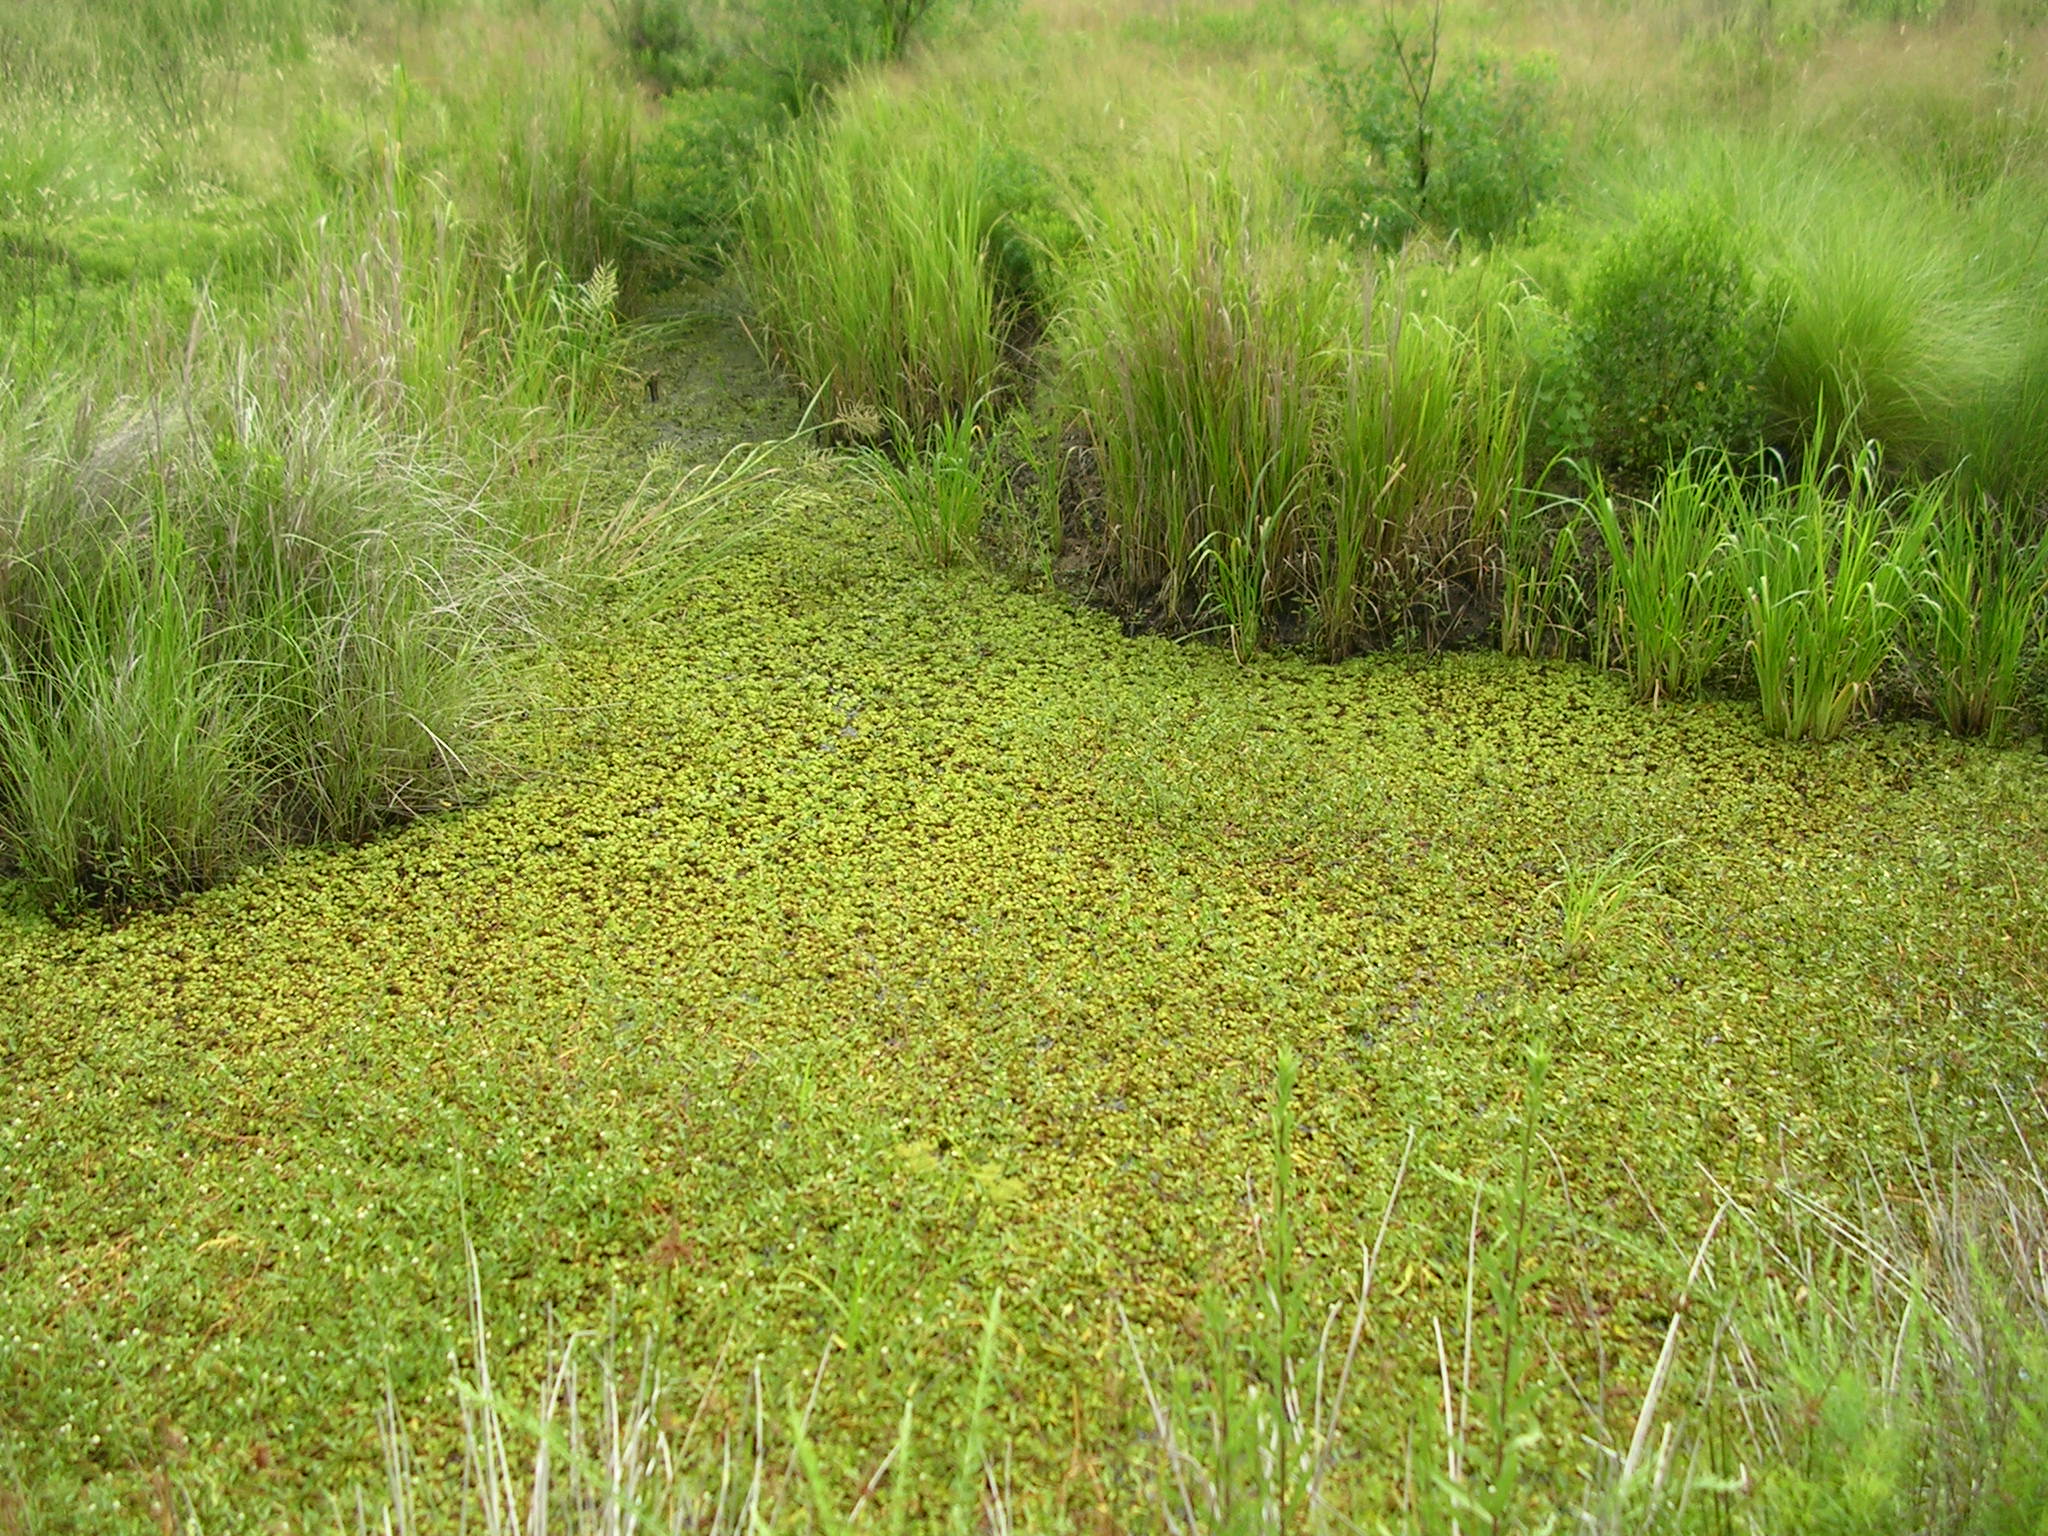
[1600, 136, 2046, 503]
[635, 88, 783, 275]
[610, 0, 730, 92]
[619, 0, 973, 114]
[1570, 201, 1778, 486]
[1320, 30, 1560, 250]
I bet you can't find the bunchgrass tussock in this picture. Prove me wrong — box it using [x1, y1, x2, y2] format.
[1738, 445, 1934, 742]
[1499, 484, 1590, 661]
[0, 347, 540, 910]
[1911, 495, 2048, 743]
[1059, 208, 1339, 630]
[1059, 200, 1524, 654]
[570, 434, 796, 619]
[863, 406, 1000, 569]
[1588, 455, 1744, 705]
[1317, 290, 1528, 656]
[742, 87, 1013, 440]
[1541, 838, 1676, 964]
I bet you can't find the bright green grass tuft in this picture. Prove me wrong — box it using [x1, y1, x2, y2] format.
[862, 406, 1000, 569]
[742, 86, 1016, 440]
[1912, 496, 2048, 744]
[1588, 456, 1744, 705]
[0, 360, 539, 909]
[1738, 448, 1934, 742]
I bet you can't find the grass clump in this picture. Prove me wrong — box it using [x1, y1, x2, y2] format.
[742, 90, 1020, 441]
[863, 407, 999, 568]
[1059, 201, 1523, 657]
[1739, 448, 1935, 742]
[1060, 214, 1341, 642]
[1912, 497, 2048, 743]
[1587, 455, 1744, 704]
[0, 360, 537, 910]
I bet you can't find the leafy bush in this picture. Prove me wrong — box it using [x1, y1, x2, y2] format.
[610, 0, 730, 92]
[1570, 201, 1778, 486]
[635, 87, 783, 275]
[1320, 22, 1560, 250]
[615, 0, 969, 112]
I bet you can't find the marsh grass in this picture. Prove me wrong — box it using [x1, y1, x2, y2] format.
[1588, 457, 1743, 705]
[1317, 295, 1527, 656]
[573, 435, 796, 618]
[1739, 447, 1935, 741]
[0, 358, 540, 908]
[1061, 205, 1523, 655]
[1912, 497, 2048, 743]
[1542, 839, 1676, 964]
[862, 407, 1000, 568]
[1499, 487, 1590, 661]
[362, 1241, 1011, 1536]
[1061, 213, 1337, 631]
[742, 98, 1014, 440]
[0, 0, 685, 913]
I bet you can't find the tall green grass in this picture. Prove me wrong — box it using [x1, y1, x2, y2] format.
[742, 89, 1017, 440]
[1319, 294, 1527, 656]
[1585, 138, 2048, 511]
[1060, 214, 1340, 639]
[1739, 449, 1936, 742]
[1059, 202, 1524, 656]
[0, 3, 685, 911]
[1913, 497, 2048, 743]
[862, 407, 999, 567]
[0, 351, 539, 909]
[1588, 456, 1744, 704]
